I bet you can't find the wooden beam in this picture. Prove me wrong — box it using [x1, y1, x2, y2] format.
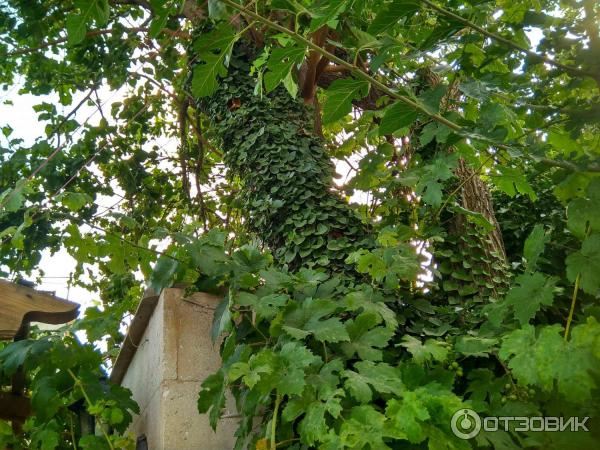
[0, 279, 79, 340]
[0, 392, 31, 422]
[109, 288, 160, 385]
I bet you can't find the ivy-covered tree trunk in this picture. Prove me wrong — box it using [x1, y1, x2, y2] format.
[198, 45, 371, 274]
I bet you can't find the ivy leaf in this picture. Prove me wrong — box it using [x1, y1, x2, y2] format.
[367, 0, 419, 35]
[450, 205, 495, 233]
[191, 26, 239, 97]
[504, 272, 557, 325]
[379, 101, 418, 135]
[400, 336, 448, 364]
[322, 78, 370, 124]
[523, 224, 549, 271]
[566, 234, 600, 295]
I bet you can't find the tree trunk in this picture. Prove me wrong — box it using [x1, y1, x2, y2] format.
[198, 44, 371, 275]
[414, 70, 510, 301]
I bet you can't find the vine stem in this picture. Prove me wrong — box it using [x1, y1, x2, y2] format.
[270, 393, 282, 450]
[67, 369, 116, 450]
[564, 224, 591, 340]
[564, 274, 581, 341]
[69, 414, 78, 450]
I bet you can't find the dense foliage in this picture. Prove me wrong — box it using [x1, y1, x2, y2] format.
[1, 0, 600, 449]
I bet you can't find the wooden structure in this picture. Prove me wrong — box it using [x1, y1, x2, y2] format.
[0, 278, 79, 427]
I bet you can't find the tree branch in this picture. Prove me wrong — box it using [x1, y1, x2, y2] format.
[420, 0, 599, 82]
[7, 27, 147, 57]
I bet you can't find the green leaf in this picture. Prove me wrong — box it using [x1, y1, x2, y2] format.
[343, 360, 403, 403]
[264, 45, 305, 93]
[191, 26, 239, 97]
[339, 406, 389, 448]
[492, 166, 537, 201]
[523, 224, 549, 271]
[454, 336, 497, 357]
[308, 317, 350, 343]
[66, 0, 110, 45]
[386, 391, 429, 443]
[379, 101, 418, 135]
[451, 205, 495, 233]
[57, 192, 92, 212]
[341, 313, 394, 361]
[499, 320, 600, 402]
[367, 0, 420, 35]
[566, 234, 600, 295]
[211, 296, 232, 343]
[566, 178, 600, 239]
[66, 15, 88, 45]
[149, 255, 179, 292]
[197, 371, 227, 430]
[504, 272, 557, 325]
[208, 0, 229, 19]
[0, 179, 32, 213]
[322, 78, 370, 124]
[400, 336, 449, 364]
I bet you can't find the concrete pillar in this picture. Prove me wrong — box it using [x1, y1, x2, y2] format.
[113, 289, 237, 450]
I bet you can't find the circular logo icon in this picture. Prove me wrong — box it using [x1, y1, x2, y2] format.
[451, 408, 481, 439]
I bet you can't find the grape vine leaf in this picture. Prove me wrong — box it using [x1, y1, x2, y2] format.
[504, 272, 558, 325]
[400, 336, 449, 365]
[566, 178, 600, 239]
[523, 224, 549, 271]
[566, 234, 600, 295]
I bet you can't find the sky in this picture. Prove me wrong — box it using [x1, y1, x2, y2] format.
[1, 83, 130, 311]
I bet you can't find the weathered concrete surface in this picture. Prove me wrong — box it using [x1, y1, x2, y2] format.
[120, 289, 237, 450]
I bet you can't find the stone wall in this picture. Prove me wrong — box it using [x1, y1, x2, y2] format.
[117, 288, 237, 450]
